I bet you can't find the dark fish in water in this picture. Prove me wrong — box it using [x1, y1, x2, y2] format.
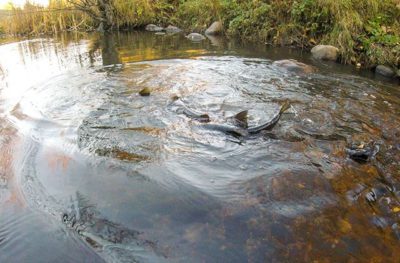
[201, 101, 291, 137]
[247, 100, 290, 134]
[178, 106, 210, 123]
[200, 123, 248, 137]
[231, 110, 248, 128]
[171, 97, 210, 122]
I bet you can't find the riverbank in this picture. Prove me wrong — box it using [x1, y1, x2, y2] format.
[0, 0, 399, 75]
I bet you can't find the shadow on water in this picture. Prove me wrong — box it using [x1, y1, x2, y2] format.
[0, 31, 399, 262]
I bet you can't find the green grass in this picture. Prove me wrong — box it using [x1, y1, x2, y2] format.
[1, 0, 399, 68]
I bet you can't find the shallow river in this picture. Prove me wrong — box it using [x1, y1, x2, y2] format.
[0, 32, 399, 262]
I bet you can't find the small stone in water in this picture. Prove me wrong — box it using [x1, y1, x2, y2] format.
[393, 207, 400, 213]
[365, 190, 377, 203]
[139, 87, 151, 96]
[239, 164, 248, 170]
[0, 176, 7, 187]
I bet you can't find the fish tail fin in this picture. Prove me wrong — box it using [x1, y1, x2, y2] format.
[279, 100, 291, 114]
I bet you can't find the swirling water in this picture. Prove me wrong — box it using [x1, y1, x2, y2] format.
[0, 32, 399, 262]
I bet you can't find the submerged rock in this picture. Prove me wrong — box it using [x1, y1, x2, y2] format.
[165, 25, 182, 34]
[205, 21, 223, 35]
[311, 45, 339, 61]
[273, 59, 315, 74]
[145, 24, 163, 32]
[139, 87, 151, 96]
[186, 33, 206, 42]
[346, 141, 379, 163]
[376, 65, 395, 78]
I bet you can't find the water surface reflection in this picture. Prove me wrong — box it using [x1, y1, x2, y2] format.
[0, 32, 399, 262]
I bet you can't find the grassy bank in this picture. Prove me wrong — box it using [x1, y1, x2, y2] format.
[1, 0, 399, 69]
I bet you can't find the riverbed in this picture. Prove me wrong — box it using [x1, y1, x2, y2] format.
[0, 32, 399, 262]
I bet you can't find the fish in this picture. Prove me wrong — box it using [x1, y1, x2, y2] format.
[230, 110, 248, 128]
[247, 100, 290, 134]
[170, 96, 210, 122]
[178, 105, 210, 123]
[200, 101, 291, 137]
[200, 123, 249, 137]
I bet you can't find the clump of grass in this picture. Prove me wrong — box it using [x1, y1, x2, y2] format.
[174, 0, 222, 31]
[1, 1, 93, 36]
[0, 0, 398, 68]
[219, 0, 400, 67]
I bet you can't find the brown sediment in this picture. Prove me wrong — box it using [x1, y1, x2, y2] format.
[121, 126, 164, 137]
[0, 122, 25, 208]
[10, 103, 32, 121]
[95, 148, 150, 162]
[47, 150, 73, 172]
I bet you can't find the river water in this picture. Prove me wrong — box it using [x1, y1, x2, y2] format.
[0, 32, 399, 262]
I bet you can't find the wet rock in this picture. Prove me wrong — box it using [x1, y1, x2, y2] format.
[186, 33, 206, 42]
[145, 24, 163, 32]
[139, 87, 151, 96]
[273, 59, 315, 74]
[375, 65, 395, 78]
[392, 223, 400, 240]
[311, 45, 339, 61]
[206, 34, 224, 46]
[205, 21, 223, 35]
[365, 189, 377, 203]
[371, 216, 388, 229]
[346, 141, 379, 163]
[165, 25, 182, 34]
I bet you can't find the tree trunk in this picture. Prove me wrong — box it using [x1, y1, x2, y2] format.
[97, 0, 113, 31]
[67, 0, 115, 32]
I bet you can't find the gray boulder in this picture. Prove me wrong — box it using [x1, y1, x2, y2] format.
[311, 45, 339, 61]
[273, 59, 316, 74]
[205, 21, 223, 35]
[186, 33, 206, 42]
[206, 34, 223, 47]
[375, 65, 395, 77]
[145, 24, 163, 32]
[165, 25, 182, 34]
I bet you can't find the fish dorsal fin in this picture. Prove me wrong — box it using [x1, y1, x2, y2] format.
[233, 110, 248, 128]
